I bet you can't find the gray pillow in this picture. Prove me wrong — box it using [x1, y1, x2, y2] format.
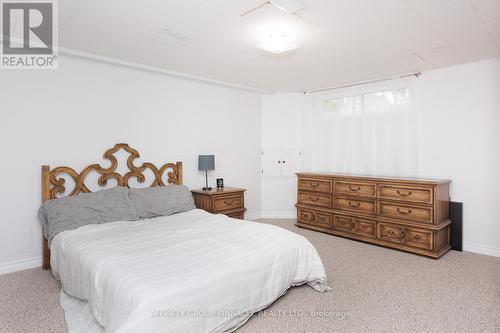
[39, 186, 137, 245]
[128, 185, 196, 220]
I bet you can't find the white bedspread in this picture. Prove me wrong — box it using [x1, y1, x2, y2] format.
[51, 209, 330, 333]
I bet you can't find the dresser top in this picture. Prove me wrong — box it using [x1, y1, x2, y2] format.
[296, 172, 451, 185]
[191, 187, 246, 196]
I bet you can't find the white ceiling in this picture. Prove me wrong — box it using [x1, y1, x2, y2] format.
[60, 0, 500, 92]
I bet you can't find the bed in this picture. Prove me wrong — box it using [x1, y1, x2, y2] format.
[40, 144, 331, 333]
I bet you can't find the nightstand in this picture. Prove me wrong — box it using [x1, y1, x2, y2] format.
[191, 187, 247, 219]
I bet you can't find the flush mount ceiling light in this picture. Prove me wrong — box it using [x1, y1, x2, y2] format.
[257, 31, 298, 54]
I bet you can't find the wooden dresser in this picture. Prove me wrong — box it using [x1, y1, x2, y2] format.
[296, 173, 452, 258]
[192, 188, 246, 219]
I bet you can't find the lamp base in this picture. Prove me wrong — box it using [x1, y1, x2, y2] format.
[202, 187, 212, 191]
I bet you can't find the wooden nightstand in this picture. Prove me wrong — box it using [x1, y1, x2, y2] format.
[191, 187, 247, 219]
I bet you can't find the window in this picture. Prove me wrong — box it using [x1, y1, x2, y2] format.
[303, 85, 418, 177]
[363, 88, 409, 113]
[324, 96, 357, 113]
[324, 88, 409, 115]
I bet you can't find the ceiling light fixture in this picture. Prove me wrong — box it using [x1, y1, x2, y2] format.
[257, 30, 298, 54]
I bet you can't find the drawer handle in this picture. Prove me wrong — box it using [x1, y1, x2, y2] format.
[387, 230, 396, 236]
[400, 229, 406, 240]
[349, 185, 361, 192]
[351, 220, 356, 231]
[310, 182, 320, 188]
[397, 208, 412, 215]
[413, 234, 422, 241]
[348, 201, 360, 208]
[224, 200, 234, 205]
[397, 190, 413, 197]
[309, 196, 320, 202]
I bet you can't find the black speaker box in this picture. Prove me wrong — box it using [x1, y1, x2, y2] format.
[449, 201, 463, 251]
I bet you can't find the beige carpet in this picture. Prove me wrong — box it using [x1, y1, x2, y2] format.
[1, 219, 500, 333]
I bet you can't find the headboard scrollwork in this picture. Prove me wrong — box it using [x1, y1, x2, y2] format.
[42, 143, 183, 201]
[41, 144, 183, 269]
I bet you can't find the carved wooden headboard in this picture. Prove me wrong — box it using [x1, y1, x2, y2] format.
[41, 143, 183, 269]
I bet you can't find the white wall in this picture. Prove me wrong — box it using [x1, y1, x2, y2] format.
[415, 58, 500, 256]
[261, 93, 303, 217]
[0, 54, 262, 273]
[261, 58, 500, 257]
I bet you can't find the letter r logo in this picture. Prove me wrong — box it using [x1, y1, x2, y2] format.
[2, 2, 53, 54]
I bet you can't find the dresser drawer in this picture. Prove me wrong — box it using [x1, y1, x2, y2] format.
[378, 222, 433, 250]
[353, 218, 377, 238]
[335, 181, 376, 198]
[378, 202, 433, 224]
[333, 215, 376, 238]
[335, 197, 376, 215]
[213, 195, 244, 212]
[405, 228, 433, 250]
[333, 215, 354, 233]
[313, 211, 333, 229]
[298, 208, 332, 229]
[298, 192, 332, 208]
[378, 222, 405, 244]
[298, 178, 332, 193]
[379, 184, 433, 205]
[298, 209, 315, 223]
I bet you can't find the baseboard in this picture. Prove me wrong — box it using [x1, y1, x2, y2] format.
[0, 256, 43, 275]
[463, 242, 500, 258]
[259, 211, 297, 219]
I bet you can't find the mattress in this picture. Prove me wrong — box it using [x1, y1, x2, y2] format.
[51, 209, 330, 333]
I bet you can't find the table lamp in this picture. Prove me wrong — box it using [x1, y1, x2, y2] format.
[198, 155, 215, 191]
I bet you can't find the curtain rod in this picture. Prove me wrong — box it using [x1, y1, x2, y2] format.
[304, 72, 421, 94]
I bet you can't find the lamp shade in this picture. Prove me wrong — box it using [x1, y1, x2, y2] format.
[198, 155, 215, 171]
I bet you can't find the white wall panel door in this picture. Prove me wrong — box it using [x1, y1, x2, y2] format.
[261, 148, 283, 177]
[281, 148, 301, 177]
[262, 147, 301, 177]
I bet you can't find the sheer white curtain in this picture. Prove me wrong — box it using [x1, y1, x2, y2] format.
[301, 78, 420, 177]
